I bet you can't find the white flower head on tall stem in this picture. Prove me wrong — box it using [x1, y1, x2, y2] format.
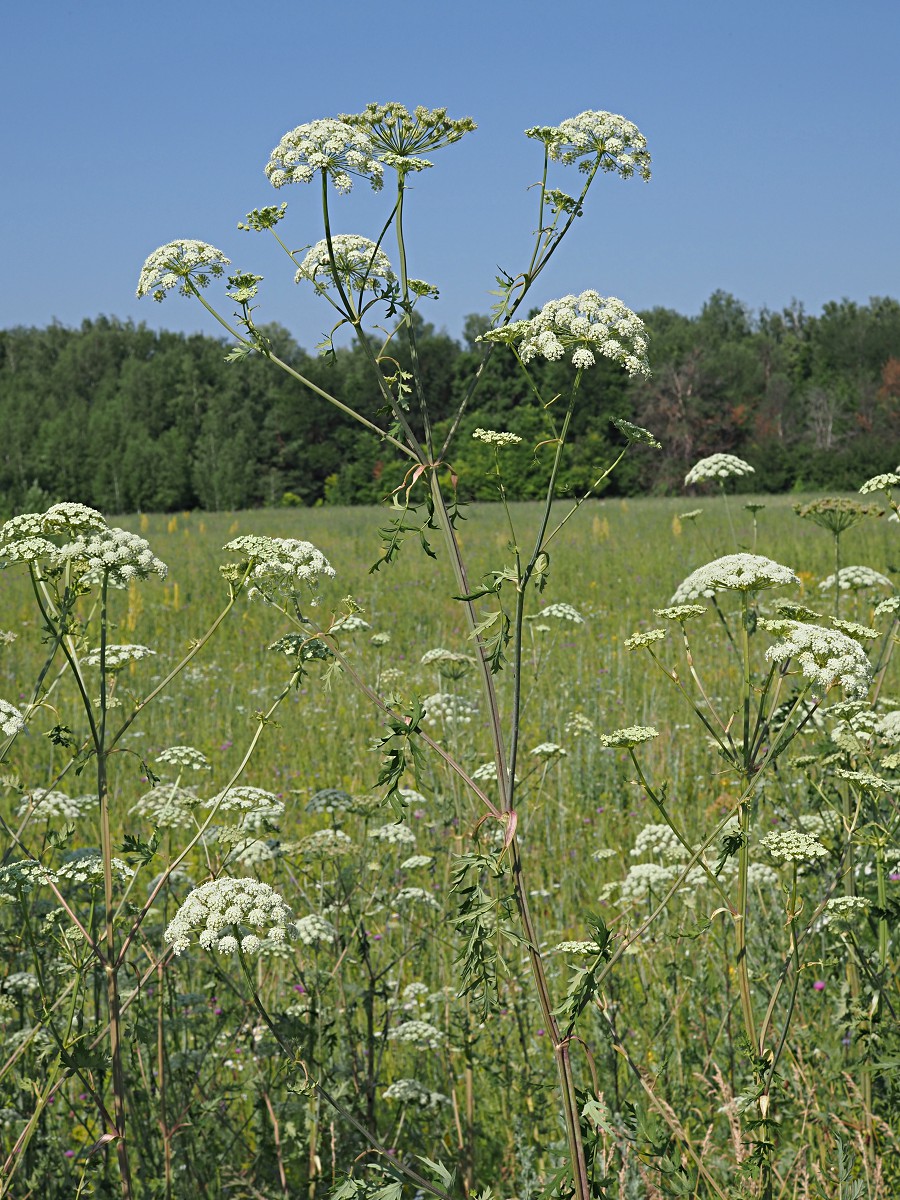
[223, 535, 334, 603]
[818, 565, 893, 593]
[526, 111, 651, 181]
[480, 291, 650, 376]
[266, 118, 384, 193]
[137, 240, 231, 303]
[295, 235, 396, 294]
[685, 453, 755, 486]
[859, 471, 900, 495]
[0, 699, 25, 738]
[59, 528, 167, 588]
[339, 103, 477, 174]
[762, 619, 873, 699]
[165, 877, 298, 956]
[671, 554, 798, 604]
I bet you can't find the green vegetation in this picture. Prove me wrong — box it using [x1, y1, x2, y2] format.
[2, 290, 900, 514]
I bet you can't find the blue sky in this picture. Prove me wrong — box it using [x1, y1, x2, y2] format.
[3, 1, 898, 348]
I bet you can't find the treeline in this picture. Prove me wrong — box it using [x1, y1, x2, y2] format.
[2, 291, 899, 514]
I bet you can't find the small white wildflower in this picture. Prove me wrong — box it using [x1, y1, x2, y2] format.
[386, 1020, 445, 1048]
[0, 700, 25, 738]
[2, 971, 39, 995]
[471, 761, 498, 781]
[16, 789, 97, 823]
[760, 830, 828, 863]
[83, 644, 156, 668]
[394, 887, 440, 909]
[836, 768, 891, 791]
[554, 940, 606, 955]
[330, 613, 372, 632]
[619, 862, 677, 902]
[294, 913, 338, 945]
[205, 787, 284, 830]
[382, 1078, 449, 1108]
[223, 535, 334, 601]
[422, 692, 477, 726]
[472, 428, 523, 446]
[137, 240, 231, 302]
[59, 527, 167, 588]
[305, 787, 353, 815]
[654, 604, 707, 622]
[368, 823, 417, 846]
[164, 878, 297, 956]
[624, 628, 666, 649]
[156, 745, 211, 772]
[131, 784, 199, 829]
[526, 110, 651, 181]
[565, 711, 594, 737]
[684, 454, 755, 485]
[746, 862, 780, 889]
[57, 853, 134, 886]
[0, 536, 63, 566]
[480, 291, 650, 377]
[859, 472, 900, 495]
[420, 647, 476, 668]
[530, 602, 585, 623]
[0, 861, 50, 896]
[818, 566, 893, 593]
[297, 828, 354, 860]
[630, 823, 684, 864]
[592, 847, 617, 862]
[295, 235, 395, 293]
[266, 118, 384, 193]
[529, 742, 568, 759]
[825, 895, 871, 925]
[598, 725, 659, 748]
[875, 596, 900, 617]
[672, 554, 798, 603]
[763, 620, 872, 699]
[401, 854, 433, 869]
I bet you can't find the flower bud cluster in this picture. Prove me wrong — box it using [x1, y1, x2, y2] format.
[164, 877, 298, 956]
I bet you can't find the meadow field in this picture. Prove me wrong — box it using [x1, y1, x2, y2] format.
[1, 492, 898, 1199]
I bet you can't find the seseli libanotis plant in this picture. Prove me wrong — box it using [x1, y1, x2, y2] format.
[132, 103, 661, 1199]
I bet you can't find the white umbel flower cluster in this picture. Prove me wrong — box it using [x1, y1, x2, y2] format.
[760, 830, 829, 863]
[131, 784, 199, 829]
[137, 240, 231, 302]
[295, 235, 396, 293]
[684, 454, 755, 485]
[818, 566, 893, 593]
[83, 644, 156, 668]
[164, 878, 297, 956]
[531, 602, 585, 623]
[156, 745, 211, 772]
[762, 619, 873, 699]
[16, 789, 97, 823]
[480, 291, 649, 376]
[671, 554, 798, 603]
[266, 118, 384, 193]
[0, 699, 25, 738]
[382, 1078, 449, 1108]
[223, 535, 335, 600]
[859, 472, 900, 495]
[60, 528, 167, 588]
[598, 725, 659, 748]
[526, 110, 651, 181]
[472, 428, 523, 446]
[631, 823, 684, 864]
[386, 1020, 445, 1048]
[204, 787, 284, 829]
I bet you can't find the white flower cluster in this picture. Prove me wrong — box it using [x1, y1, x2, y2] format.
[763, 620, 873, 699]
[137, 240, 231, 303]
[223, 535, 334, 599]
[619, 862, 677, 902]
[526, 110, 651, 181]
[157, 745, 211, 772]
[671, 554, 798, 603]
[56, 853, 134, 885]
[859, 472, 900, 495]
[305, 787, 353, 815]
[0, 699, 25, 738]
[394, 887, 440, 909]
[382, 1078, 449, 1108]
[1, 504, 105, 542]
[654, 604, 707, 623]
[205, 787, 284, 830]
[825, 895, 871, 923]
[554, 940, 606, 955]
[16, 789, 97, 823]
[60, 528, 167, 588]
[631, 823, 684, 864]
[131, 784, 199, 829]
[2, 971, 39, 995]
[368, 823, 417, 846]
[481, 291, 649, 376]
[0, 860, 49, 896]
[565, 711, 594, 737]
[624, 628, 666, 649]
[294, 913, 338, 945]
[295, 235, 395, 293]
[164, 878, 297, 956]
[420, 647, 476, 668]
[83, 644, 156, 668]
[818, 566, 893, 593]
[532, 602, 585, 624]
[330, 613, 372, 633]
[400, 854, 433, 869]
[386, 1019, 445, 1048]
[472, 428, 523, 446]
[760, 830, 828, 863]
[422, 692, 477, 726]
[598, 725, 659, 748]
[266, 118, 384, 193]
[297, 828, 354, 860]
[471, 761, 498, 781]
[529, 742, 568, 759]
[684, 454, 755, 485]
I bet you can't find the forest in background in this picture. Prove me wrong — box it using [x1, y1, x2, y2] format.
[2, 290, 899, 515]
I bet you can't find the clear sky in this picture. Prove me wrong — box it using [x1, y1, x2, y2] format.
[3, 0, 898, 348]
